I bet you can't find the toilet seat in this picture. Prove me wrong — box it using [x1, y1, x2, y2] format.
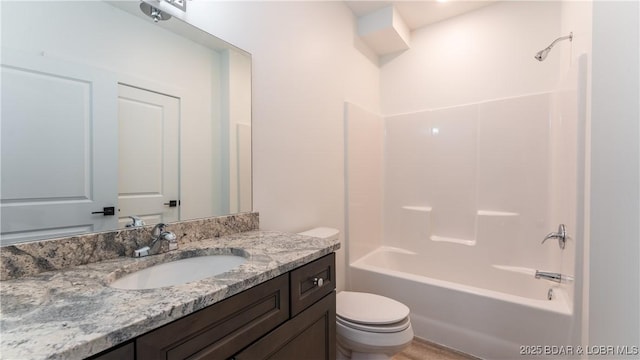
[337, 315, 411, 333]
[337, 291, 410, 325]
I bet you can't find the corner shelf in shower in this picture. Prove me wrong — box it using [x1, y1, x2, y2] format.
[477, 210, 519, 216]
[401, 207, 518, 246]
[401, 206, 432, 212]
[430, 235, 476, 246]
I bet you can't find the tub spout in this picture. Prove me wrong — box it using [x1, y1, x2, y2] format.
[535, 270, 562, 283]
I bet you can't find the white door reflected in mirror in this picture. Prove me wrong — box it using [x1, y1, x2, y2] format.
[118, 84, 180, 228]
[0, 50, 119, 243]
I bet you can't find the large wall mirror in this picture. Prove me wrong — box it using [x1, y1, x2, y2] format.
[0, 1, 252, 245]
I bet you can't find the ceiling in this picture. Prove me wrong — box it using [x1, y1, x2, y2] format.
[345, 1, 498, 31]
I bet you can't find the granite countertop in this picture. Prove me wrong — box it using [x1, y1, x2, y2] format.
[0, 230, 340, 360]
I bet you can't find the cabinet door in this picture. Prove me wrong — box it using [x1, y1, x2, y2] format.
[234, 292, 336, 360]
[137, 274, 289, 360]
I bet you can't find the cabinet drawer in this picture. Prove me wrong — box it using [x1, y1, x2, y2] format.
[290, 253, 335, 317]
[137, 273, 289, 360]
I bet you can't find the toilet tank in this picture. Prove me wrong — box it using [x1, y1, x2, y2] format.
[298, 227, 339, 241]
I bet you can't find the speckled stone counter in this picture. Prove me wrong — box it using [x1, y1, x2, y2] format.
[1, 213, 259, 280]
[0, 230, 340, 360]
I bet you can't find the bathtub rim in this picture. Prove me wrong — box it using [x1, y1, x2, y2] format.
[350, 246, 572, 316]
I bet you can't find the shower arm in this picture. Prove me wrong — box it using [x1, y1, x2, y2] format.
[542, 33, 573, 52]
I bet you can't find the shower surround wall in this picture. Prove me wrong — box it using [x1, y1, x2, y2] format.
[384, 93, 559, 272]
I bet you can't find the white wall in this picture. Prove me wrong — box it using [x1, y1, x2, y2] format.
[167, 1, 381, 291]
[589, 0, 640, 348]
[380, 1, 562, 114]
[383, 93, 558, 272]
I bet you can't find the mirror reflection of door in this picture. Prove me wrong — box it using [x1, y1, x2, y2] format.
[117, 84, 180, 228]
[0, 50, 118, 244]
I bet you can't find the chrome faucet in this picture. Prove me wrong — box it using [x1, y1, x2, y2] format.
[125, 216, 146, 228]
[133, 223, 178, 257]
[535, 270, 563, 283]
[542, 224, 567, 249]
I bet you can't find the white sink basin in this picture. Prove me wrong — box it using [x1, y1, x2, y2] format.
[109, 255, 247, 290]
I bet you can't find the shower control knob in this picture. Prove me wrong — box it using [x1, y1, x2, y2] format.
[542, 224, 567, 249]
[313, 277, 324, 287]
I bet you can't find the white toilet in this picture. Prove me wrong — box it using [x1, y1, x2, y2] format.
[298, 228, 414, 360]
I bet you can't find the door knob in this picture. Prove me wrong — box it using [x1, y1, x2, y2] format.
[91, 206, 115, 216]
[163, 200, 179, 207]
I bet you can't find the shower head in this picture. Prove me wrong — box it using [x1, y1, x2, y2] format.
[140, 2, 171, 23]
[534, 47, 552, 61]
[534, 32, 573, 61]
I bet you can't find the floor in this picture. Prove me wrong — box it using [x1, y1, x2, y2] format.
[392, 338, 478, 360]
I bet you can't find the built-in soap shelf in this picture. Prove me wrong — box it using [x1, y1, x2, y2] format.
[402, 207, 517, 217]
[401, 206, 519, 246]
[477, 210, 519, 216]
[401, 206, 432, 212]
[430, 235, 476, 246]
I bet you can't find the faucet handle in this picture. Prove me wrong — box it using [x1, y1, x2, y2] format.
[151, 223, 167, 237]
[541, 224, 567, 249]
[125, 216, 146, 228]
[162, 231, 178, 250]
[162, 231, 177, 241]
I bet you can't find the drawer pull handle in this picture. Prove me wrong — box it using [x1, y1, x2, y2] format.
[313, 277, 324, 287]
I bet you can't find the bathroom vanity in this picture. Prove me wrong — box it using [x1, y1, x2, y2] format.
[93, 253, 336, 360]
[0, 220, 339, 360]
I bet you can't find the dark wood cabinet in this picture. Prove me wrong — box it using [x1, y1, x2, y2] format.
[233, 292, 336, 360]
[87, 341, 134, 360]
[290, 252, 335, 317]
[137, 273, 290, 360]
[85, 253, 336, 360]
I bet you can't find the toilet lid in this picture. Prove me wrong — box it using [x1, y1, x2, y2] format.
[337, 291, 410, 325]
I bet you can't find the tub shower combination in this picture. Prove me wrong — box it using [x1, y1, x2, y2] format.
[349, 246, 572, 359]
[345, 48, 582, 357]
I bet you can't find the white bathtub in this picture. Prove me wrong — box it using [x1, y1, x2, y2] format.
[349, 247, 573, 359]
